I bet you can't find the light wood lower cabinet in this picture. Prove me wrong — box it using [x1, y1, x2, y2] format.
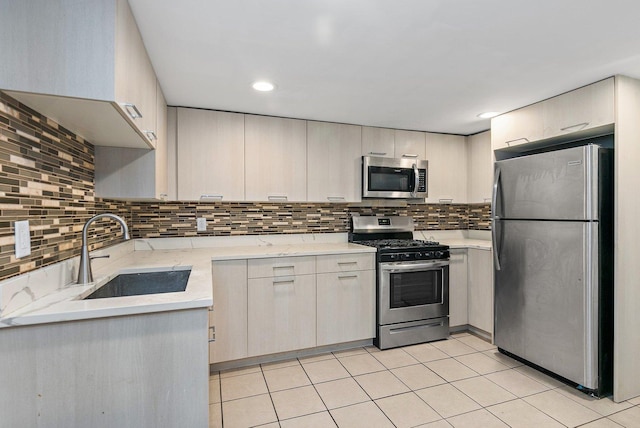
[248, 274, 316, 356]
[210, 260, 248, 363]
[448, 249, 468, 328]
[467, 248, 493, 335]
[209, 253, 375, 364]
[317, 270, 375, 346]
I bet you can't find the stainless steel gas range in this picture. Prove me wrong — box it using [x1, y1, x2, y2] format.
[349, 216, 450, 349]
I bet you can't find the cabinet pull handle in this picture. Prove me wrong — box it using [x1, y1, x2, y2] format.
[338, 274, 358, 280]
[327, 196, 345, 202]
[505, 137, 529, 146]
[268, 195, 288, 201]
[402, 153, 418, 158]
[143, 130, 157, 141]
[200, 194, 223, 201]
[368, 152, 387, 156]
[560, 122, 589, 132]
[123, 103, 143, 119]
[438, 198, 453, 204]
[338, 261, 358, 265]
[208, 326, 216, 343]
[272, 278, 295, 285]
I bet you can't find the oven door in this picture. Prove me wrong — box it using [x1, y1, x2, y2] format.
[378, 260, 449, 325]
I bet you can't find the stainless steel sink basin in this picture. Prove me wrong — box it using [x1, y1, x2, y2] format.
[83, 268, 191, 300]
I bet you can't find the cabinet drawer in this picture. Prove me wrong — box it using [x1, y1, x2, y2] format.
[316, 253, 375, 273]
[248, 256, 316, 278]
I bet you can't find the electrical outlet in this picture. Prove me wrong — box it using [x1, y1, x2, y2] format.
[14, 220, 31, 258]
[196, 217, 207, 232]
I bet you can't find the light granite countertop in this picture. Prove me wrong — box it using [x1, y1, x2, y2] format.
[0, 235, 375, 328]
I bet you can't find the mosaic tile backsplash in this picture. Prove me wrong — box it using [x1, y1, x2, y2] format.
[0, 91, 490, 281]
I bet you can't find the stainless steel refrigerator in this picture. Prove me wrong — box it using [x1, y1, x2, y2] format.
[492, 143, 613, 396]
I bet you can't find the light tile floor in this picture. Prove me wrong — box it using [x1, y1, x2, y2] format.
[209, 333, 640, 427]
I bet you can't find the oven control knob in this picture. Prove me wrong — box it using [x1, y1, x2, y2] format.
[426, 251, 434, 258]
[402, 253, 411, 260]
[435, 251, 444, 258]
[416, 252, 423, 258]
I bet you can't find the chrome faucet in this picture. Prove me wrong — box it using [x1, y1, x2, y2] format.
[77, 213, 130, 285]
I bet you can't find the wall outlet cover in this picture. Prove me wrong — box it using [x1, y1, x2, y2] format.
[14, 220, 31, 258]
[196, 217, 207, 232]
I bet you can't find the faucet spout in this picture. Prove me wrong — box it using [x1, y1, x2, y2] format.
[77, 213, 130, 285]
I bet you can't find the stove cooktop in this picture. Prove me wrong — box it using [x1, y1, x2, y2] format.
[355, 239, 443, 250]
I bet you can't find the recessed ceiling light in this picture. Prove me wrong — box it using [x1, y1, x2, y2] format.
[477, 111, 500, 119]
[252, 81, 275, 92]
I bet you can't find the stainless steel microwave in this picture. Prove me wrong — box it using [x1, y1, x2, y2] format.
[362, 156, 428, 199]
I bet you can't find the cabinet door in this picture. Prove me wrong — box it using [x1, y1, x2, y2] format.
[394, 130, 426, 159]
[467, 248, 493, 336]
[177, 108, 245, 201]
[245, 115, 307, 202]
[362, 126, 395, 158]
[248, 274, 316, 356]
[154, 82, 168, 199]
[210, 260, 248, 363]
[542, 78, 614, 139]
[448, 249, 468, 328]
[307, 121, 362, 202]
[425, 133, 468, 203]
[317, 270, 375, 346]
[467, 131, 492, 203]
[491, 103, 544, 150]
[114, 0, 157, 142]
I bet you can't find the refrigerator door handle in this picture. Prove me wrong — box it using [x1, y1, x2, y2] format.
[492, 166, 502, 270]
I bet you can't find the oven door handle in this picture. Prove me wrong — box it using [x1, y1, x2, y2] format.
[380, 260, 449, 272]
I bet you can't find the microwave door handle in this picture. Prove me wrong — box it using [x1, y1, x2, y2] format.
[412, 163, 419, 197]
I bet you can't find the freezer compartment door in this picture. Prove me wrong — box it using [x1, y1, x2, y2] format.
[494, 145, 599, 220]
[494, 220, 599, 389]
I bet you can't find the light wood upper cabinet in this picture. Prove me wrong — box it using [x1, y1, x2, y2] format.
[467, 131, 492, 203]
[394, 130, 426, 159]
[542, 78, 614, 139]
[176, 108, 245, 201]
[362, 126, 395, 158]
[94, 82, 168, 200]
[307, 121, 362, 202]
[245, 115, 307, 202]
[0, 0, 157, 149]
[425, 133, 468, 203]
[491, 103, 544, 150]
[491, 78, 614, 151]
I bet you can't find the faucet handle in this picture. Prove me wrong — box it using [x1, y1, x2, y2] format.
[90, 254, 110, 260]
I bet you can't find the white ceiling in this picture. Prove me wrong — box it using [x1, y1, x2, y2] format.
[128, 0, 640, 135]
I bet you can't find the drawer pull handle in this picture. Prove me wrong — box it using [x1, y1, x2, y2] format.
[273, 265, 294, 270]
[338, 274, 358, 280]
[390, 321, 444, 333]
[338, 261, 358, 265]
[505, 137, 529, 146]
[272, 278, 295, 285]
[560, 122, 589, 132]
[123, 103, 143, 119]
[200, 194, 223, 201]
[143, 130, 157, 141]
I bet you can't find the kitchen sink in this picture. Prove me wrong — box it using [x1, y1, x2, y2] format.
[83, 268, 191, 300]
